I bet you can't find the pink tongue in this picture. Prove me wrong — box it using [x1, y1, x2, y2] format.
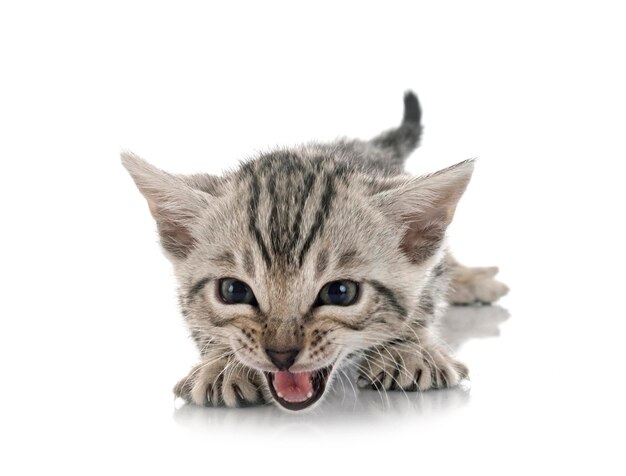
[273, 371, 314, 403]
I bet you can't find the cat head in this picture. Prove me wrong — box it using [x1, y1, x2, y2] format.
[122, 148, 473, 410]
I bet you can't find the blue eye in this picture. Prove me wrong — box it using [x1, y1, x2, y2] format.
[219, 278, 257, 305]
[316, 281, 359, 306]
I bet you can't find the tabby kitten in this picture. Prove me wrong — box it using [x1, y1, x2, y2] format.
[122, 92, 508, 411]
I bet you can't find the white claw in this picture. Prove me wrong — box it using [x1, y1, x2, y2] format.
[306, 391, 313, 398]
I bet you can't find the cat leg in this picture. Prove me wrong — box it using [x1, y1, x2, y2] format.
[173, 352, 266, 407]
[356, 329, 468, 392]
[447, 257, 509, 305]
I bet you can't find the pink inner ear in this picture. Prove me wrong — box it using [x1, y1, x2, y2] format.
[400, 216, 447, 264]
[157, 220, 196, 259]
[151, 202, 197, 259]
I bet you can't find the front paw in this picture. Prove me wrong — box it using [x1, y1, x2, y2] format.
[357, 343, 468, 391]
[173, 357, 266, 408]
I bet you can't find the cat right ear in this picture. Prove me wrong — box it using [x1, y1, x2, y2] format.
[121, 151, 211, 259]
[370, 159, 475, 264]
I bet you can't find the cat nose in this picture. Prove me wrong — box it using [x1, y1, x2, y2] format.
[265, 348, 301, 371]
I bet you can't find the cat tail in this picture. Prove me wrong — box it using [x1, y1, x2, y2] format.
[370, 90, 423, 166]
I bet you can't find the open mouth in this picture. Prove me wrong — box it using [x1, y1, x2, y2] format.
[264, 366, 333, 411]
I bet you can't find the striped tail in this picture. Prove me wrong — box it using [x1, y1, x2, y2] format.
[370, 90, 423, 167]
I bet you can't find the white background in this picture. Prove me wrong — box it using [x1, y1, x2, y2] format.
[1, 1, 625, 474]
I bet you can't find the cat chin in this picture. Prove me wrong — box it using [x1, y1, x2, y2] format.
[264, 365, 334, 411]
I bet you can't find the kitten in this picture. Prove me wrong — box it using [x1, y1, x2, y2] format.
[122, 92, 508, 411]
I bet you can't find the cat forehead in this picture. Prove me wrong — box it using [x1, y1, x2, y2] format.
[200, 149, 386, 273]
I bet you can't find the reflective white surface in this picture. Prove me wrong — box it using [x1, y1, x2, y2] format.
[1, 1, 625, 475]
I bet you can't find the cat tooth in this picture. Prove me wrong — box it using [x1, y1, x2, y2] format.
[277, 392, 284, 398]
[307, 391, 313, 398]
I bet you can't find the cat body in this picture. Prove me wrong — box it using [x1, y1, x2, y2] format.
[122, 92, 508, 411]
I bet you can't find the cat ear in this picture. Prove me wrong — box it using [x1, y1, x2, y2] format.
[121, 151, 212, 259]
[177, 172, 222, 195]
[371, 160, 475, 263]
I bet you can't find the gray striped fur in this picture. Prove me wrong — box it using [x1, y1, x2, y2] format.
[122, 91, 508, 410]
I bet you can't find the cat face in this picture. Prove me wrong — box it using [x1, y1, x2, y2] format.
[123, 148, 473, 410]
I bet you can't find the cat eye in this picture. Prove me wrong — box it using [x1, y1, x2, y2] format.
[218, 278, 257, 305]
[316, 280, 359, 306]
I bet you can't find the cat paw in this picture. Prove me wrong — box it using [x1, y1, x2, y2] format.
[173, 358, 266, 408]
[356, 344, 468, 391]
[450, 265, 509, 304]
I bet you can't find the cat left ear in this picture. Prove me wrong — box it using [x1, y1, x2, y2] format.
[121, 151, 212, 260]
[371, 160, 475, 264]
